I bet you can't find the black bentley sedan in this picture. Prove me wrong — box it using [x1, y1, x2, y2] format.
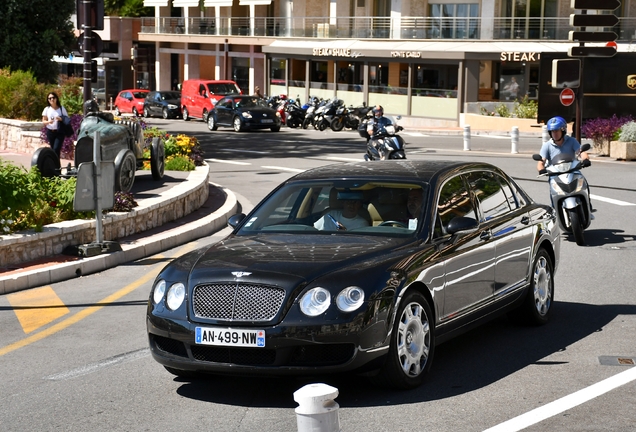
[147, 160, 560, 389]
[207, 95, 281, 132]
[143, 91, 181, 119]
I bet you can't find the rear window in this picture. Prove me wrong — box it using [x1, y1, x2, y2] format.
[132, 92, 148, 99]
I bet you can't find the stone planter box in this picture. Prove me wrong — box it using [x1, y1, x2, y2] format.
[462, 113, 541, 134]
[610, 141, 636, 160]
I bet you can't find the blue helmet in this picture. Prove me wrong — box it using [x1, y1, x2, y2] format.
[546, 116, 567, 136]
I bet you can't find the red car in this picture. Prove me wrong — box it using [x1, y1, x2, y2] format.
[114, 89, 150, 116]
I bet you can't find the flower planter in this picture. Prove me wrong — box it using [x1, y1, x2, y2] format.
[609, 141, 636, 160]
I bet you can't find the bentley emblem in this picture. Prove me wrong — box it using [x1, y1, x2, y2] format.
[231, 271, 252, 278]
[263, 113, 268, 117]
[628, 75, 636, 90]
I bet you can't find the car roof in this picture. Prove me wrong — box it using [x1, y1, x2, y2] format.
[290, 160, 501, 183]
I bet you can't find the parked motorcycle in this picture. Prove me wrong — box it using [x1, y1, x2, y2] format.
[267, 94, 288, 125]
[302, 97, 322, 129]
[285, 99, 306, 128]
[532, 143, 593, 246]
[361, 115, 406, 160]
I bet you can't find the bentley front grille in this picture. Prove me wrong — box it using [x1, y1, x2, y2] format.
[193, 283, 286, 322]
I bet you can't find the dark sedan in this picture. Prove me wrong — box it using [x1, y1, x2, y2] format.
[207, 95, 281, 132]
[143, 91, 181, 119]
[147, 160, 560, 389]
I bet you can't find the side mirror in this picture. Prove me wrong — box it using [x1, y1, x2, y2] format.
[580, 143, 591, 152]
[228, 213, 246, 228]
[532, 154, 543, 161]
[446, 217, 478, 235]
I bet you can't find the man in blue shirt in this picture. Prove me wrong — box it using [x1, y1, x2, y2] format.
[537, 116, 590, 172]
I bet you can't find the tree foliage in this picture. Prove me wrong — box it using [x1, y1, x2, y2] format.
[105, 0, 153, 17]
[0, 0, 76, 83]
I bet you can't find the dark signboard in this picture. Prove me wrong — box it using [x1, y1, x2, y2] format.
[538, 52, 636, 123]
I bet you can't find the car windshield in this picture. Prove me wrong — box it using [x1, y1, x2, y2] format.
[207, 83, 240, 95]
[161, 92, 180, 100]
[236, 97, 268, 108]
[237, 181, 429, 236]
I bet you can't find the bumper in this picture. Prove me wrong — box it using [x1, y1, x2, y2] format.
[146, 314, 389, 376]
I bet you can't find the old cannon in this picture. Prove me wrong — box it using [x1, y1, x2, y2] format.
[32, 102, 165, 193]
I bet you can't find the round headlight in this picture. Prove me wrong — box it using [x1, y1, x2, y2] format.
[300, 287, 331, 316]
[153, 280, 166, 304]
[166, 283, 185, 310]
[336, 286, 365, 312]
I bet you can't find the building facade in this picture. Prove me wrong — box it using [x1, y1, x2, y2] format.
[134, 0, 635, 126]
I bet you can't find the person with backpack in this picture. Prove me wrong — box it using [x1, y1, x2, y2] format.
[41, 92, 69, 158]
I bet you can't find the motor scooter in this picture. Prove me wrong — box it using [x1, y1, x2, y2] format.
[532, 143, 593, 246]
[361, 116, 406, 160]
[285, 99, 305, 128]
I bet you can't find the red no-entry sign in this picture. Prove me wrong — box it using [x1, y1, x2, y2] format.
[560, 88, 575, 106]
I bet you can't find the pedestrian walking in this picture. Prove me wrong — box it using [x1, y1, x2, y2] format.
[41, 92, 68, 158]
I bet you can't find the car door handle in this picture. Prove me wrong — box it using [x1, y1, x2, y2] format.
[480, 231, 491, 241]
[521, 216, 530, 225]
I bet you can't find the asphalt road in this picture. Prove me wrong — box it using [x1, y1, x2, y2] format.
[1, 119, 635, 432]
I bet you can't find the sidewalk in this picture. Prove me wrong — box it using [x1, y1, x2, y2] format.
[0, 149, 238, 294]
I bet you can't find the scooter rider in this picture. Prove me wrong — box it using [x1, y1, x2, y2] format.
[367, 105, 393, 155]
[538, 116, 593, 208]
[537, 116, 590, 173]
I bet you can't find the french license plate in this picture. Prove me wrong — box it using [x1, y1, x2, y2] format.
[261, 119, 274, 123]
[195, 327, 265, 347]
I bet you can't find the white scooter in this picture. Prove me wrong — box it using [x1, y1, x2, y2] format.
[532, 143, 593, 246]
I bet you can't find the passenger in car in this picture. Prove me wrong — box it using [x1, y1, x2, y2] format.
[314, 194, 370, 231]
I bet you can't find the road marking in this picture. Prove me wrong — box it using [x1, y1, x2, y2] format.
[590, 194, 636, 206]
[7, 286, 70, 334]
[44, 348, 150, 381]
[403, 132, 428, 137]
[261, 165, 304, 173]
[219, 148, 269, 154]
[483, 366, 636, 432]
[205, 158, 251, 165]
[325, 156, 363, 162]
[0, 262, 160, 358]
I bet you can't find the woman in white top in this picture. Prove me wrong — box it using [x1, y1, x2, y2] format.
[41, 92, 68, 158]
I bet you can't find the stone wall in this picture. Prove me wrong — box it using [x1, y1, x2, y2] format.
[0, 164, 210, 269]
[0, 118, 46, 153]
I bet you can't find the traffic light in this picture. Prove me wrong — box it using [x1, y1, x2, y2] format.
[568, 0, 620, 57]
[76, 0, 105, 31]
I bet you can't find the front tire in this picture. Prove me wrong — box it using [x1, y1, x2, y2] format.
[114, 149, 136, 193]
[31, 147, 60, 178]
[150, 137, 165, 180]
[568, 208, 586, 246]
[233, 116, 243, 132]
[373, 291, 434, 390]
[510, 249, 553, 326]
[162, 107, 169, 119]
[331, 117, 345, 132]
[389, 150, 406, 159]
[143, 106, 151, 118]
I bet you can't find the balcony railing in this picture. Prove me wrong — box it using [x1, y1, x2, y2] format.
[140, 16, 636, 42]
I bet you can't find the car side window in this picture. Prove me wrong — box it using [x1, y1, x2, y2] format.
[466, 171, 511, 222]
[199, 84, 206, 96]
[436, 175, 476, 235]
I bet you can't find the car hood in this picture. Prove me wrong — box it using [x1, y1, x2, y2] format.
[178, 233, 412, 286]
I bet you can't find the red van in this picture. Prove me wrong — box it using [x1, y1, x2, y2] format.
[180, 79, 242, 121]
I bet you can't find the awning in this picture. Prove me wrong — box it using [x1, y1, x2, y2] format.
[262, 39, 596, 61]
[143, 0, 169, 6]
[239, 0, 273, 4]
[172, 0, 200, 6]
[204, 0, 233, 5]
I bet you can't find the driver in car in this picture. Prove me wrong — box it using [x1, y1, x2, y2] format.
[314, 193, 369, 231]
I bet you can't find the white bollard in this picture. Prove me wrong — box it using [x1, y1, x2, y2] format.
[294, 383, 341, 432]
[542, 124, 549, 143]
[463, 125, 471, 151]
[511, 126, 519, 154]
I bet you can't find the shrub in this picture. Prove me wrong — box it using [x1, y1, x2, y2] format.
[581, 114, 633, 156]
[111, 191, 138, 212]
[618, 121, 636, 142]
[513, 96, 538, 119]
[0, 68, 50, 121]
[141, 129, 203, 170]
[495, 103, 510, 118]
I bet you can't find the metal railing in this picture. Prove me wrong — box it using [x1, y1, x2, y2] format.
[140, 16, 636, 42]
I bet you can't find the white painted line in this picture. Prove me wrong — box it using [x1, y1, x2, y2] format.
[326, 157, 364, 162]
[205, 158, 251, 165]
[261, 165, 305, 173]
[476, 135, 511, 140]
[590, 194, 636, 206]
[403, 132, 428, 137]
[483, 366, 636, 432]
[45, 348, 149, 381]
[219, 148, 269, 154]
